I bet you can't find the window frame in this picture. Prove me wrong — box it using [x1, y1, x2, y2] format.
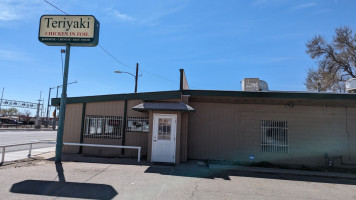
[261, 120, 288, 153]
[83, 115, 123, 139]
[126, 117, 149, 133]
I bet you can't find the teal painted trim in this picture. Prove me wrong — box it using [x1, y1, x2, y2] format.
[182, 90, 356, 100]
[121, 100, 128, 155]
[51, 90, 181, 106]
[78, 103, 86, 154]
[51, 89, 356, 107]
[132, 108, 195, 112]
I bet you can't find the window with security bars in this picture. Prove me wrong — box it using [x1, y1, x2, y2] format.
[126, 117, 149, 132]
[261, 120, 288, 153]
[84, 115, 122, 139]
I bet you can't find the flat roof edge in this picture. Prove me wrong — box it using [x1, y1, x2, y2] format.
[51, 90, 181, 105]
[182, 90, 356, 100]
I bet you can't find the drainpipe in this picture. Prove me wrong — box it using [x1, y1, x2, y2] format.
[121, 100, 128, 155]
[78, 103, 86, 154]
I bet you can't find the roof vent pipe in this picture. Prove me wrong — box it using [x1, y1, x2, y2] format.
[345, 78, 356, 93]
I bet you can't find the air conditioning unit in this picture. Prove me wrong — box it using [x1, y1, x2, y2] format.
[345, 78, 356, 93]
[242, 78, 269, 91]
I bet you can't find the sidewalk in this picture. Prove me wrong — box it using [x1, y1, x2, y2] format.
[2, 151, 356, 180]
[1, 153, 356, 200]
[1, 147, 55, 162]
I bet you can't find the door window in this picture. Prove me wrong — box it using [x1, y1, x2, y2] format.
[158, 118, 172, 140]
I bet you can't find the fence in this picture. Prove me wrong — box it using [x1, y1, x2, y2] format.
[0, 140, 141, 164]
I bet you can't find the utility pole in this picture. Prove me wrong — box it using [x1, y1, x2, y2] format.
[0, 88, 4, 116]
[46, 81, 77, 129]
[52, 86, 59, 130]
[35, 91, 42, 129]
[114, 63, 140, 93]
[45, 87, 52, 128]
[135, 63, 138, 93]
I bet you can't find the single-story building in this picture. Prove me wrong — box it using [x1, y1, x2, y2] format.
[52, 69, 356, 168]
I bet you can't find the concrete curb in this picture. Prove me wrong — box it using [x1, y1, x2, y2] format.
[0, 128, 56, 131]
[209, 164, 356, 180]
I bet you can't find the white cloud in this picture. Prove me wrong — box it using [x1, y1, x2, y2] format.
[0, 1, 23, 21]
[110, 10, 135, 22]
[139, 5, 185, 26]
[0, 49, 29, 61]
[0, 0, 48, 23]
[291, 2, 317, 10]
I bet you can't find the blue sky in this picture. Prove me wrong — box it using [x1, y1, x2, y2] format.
[1, 0, 356, 115]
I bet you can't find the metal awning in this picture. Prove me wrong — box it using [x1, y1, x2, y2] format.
[132, 102, 195, 112]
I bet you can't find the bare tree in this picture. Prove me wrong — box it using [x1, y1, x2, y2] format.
[23, 109, 31, 117]
[0, 108, 19, 116]
[22, 109, 32, 124]
[305, 26, 356, 92]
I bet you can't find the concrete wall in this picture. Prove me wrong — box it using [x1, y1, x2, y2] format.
[188, 102, 356, 167]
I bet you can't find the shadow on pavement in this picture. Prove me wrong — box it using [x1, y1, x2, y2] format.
[10, 162, 118, 200]
[145, 166, 356, 185]
[10, 180, 118, 200]
[145, 165, 232, 180]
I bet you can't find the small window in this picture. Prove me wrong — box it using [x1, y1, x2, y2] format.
[84, 115, 122, 139]
[261, 120, 288, 153]
[126, 117, 149, 132]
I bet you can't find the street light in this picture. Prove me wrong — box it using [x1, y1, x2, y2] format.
[45, 80, 78, 129]
[114, 63, 139, 93]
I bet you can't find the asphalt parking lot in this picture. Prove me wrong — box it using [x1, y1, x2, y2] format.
[1, 153, 356, 200]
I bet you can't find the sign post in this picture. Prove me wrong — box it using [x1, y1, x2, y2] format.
[55, 44, 70, 162]
[39, 15, 99, 162]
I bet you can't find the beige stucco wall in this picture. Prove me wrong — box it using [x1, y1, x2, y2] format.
[188, 102, 356, 167]
[62, 100, 149, 157]
[61, 98, 355, 167]
[62, 103, 83, 153]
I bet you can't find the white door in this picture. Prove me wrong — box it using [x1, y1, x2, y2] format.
[152, 114, 177, 163]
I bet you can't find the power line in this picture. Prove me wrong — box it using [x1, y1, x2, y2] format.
[43, 0, 179, 85]
[98, 45, 135, 70]
[44, 0, 69, 15]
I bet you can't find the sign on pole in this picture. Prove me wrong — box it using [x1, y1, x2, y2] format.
[39, 15, 100, 47]
[39, 14, 99, 162]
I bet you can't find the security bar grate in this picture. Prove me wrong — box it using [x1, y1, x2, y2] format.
[261, 120, 288, 153]
[83, 115, 122, 139]
[126, 117, 149, 132]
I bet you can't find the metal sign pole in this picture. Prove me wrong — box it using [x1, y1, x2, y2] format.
[0, 88, 4, 115]
[45, 88, 52, 128]
[55, 44, 71, 163]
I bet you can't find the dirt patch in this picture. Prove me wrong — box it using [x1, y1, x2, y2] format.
[0, 156, 52, 169]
